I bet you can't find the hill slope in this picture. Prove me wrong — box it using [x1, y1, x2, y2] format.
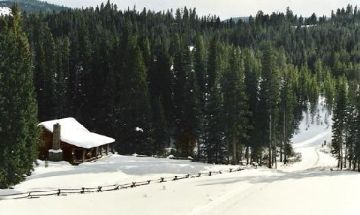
[0, 0, 67, 13]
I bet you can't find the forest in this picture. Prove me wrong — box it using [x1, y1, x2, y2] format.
[0, 2, 359, 187]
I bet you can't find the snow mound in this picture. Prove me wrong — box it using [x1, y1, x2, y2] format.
[0, 7, 11, 16]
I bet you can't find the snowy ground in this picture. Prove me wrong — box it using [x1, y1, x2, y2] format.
[1, 100, 360, 214]
[0, 155, 238, 193]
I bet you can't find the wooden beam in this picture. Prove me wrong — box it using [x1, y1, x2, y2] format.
[111, 143, 115, 153]
[82, 149, 85, 162]
[71, 148, 75, 163]
[105, 144, 109, 155]
[96, 147, 99, 158]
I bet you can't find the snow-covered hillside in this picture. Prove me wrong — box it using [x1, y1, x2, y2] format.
[0, 7, 10, 16]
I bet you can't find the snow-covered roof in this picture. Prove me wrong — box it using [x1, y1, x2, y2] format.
[39, 117, 115, 149]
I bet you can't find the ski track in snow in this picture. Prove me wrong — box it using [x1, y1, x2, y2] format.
[189, 130, 333, 215]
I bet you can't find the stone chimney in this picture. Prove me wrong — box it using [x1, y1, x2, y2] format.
[48, 123, 63, 161]
[52, 123, 61, 150]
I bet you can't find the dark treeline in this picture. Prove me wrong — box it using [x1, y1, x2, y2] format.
[1, 2, 360, 187]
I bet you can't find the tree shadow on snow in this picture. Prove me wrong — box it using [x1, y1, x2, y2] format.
[196, 168, 360, 186]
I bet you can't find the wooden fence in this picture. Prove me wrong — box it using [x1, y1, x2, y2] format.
[0, 167, 244, 200]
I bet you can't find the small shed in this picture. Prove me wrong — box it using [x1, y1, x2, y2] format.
[38, 117, 115, 164]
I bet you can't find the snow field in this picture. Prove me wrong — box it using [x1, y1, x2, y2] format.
[0, 154, 240, 195]
[1, 98, 360, 215]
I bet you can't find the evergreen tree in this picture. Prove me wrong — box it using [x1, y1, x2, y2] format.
[150, 96, 169, 155]
[115, 37, 152, 154]
[54, 37, 70, 118]
[331, 77, 348, 169]
[279, 65, 297, 163]
[193, 35, 207, 159]
[222, 47, 249, 164]
[257, 42, 280, 168]
[0, 6, 39, 187]
[204, 37, 226, 163]
[243, 49, 260, 164]
[33, 22, 56, 121]
[173, 44, 200, 157]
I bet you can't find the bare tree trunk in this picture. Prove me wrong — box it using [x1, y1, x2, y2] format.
[344, 147, 347, 169]
[246, 146, 250, 165]
[274, 139, 277, 169]
[340, 138, 343, 170]
[233, 135, 237, 164]
[268, 114, 272, 168]
[281, 110, 286, 162]
[197, 140, 201, 161]
[353, 159, 356, 171]
[238, 145, 243, 163]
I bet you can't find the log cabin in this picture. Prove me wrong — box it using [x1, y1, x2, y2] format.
[38, 117, 116, 164]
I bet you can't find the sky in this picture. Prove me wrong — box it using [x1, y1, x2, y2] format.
[45, 0, 360, 19]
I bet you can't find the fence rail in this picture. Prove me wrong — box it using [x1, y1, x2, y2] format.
[0, 167, 244, 200]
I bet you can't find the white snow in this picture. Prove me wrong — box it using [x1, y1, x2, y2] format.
[135, 127, 144, 132]
[39, 117, 115, 149]
[0, 154, 238, 195]
[0, 7, 10, 16]
[48, 149, 63, 153]
[1, 99, 360, 215]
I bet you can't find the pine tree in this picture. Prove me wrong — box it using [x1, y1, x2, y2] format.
[173, 44, 200, 157]
[54, 37, 70, 118]
[354, 87, 360, 171]
[150, 96, 169, 155]
[243, 49, 260, 164]
[33, 22, 56, 121]
[0, 6, 39, 187]
[345, 82, 358, 170]
[279, 65, 297, 163]
[331, 76, 348, 169]
[222, 47, 249, 164]
[119, 37, 152, 154]
[193, 35, 207, 159]
[258, 42, 280, 168]
[204, 38, 226, 163]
